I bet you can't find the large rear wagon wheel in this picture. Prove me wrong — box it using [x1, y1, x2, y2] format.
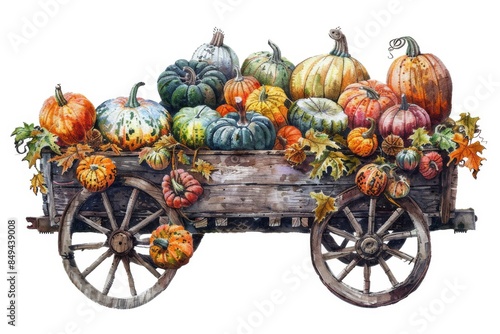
[310, 186, 431, 307]
[58, 176, 198, 309]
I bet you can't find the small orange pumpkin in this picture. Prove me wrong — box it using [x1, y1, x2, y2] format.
[273, 125, 302, 150]
[216, 103, 237, 117]
[381, 134, 405, 156]
[419, 151, 443, 179]
[149, 224, 194, 269]
[385, 175, 411, 199]
[76, 155, 117, 192]
[39, 84, 96, 146]
[347, 118, 378, 157]
[355, 163, 388, 197]
[223, 66, 261, 108]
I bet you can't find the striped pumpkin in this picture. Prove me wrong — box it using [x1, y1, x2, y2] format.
[289, 28, 370, 102]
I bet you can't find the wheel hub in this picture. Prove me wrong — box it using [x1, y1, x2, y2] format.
[356, 235, 383, 260]
[109, 230, 134, 255]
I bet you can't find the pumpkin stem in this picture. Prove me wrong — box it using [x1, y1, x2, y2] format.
[329, 28, 350, 57]
[232, 65, 244, 82]
[361, 86, 380, 100]
[209, 27, 225, 47]
[362, 118, 376, 139]
[235, 97, 249, 126]
[153, 238, 169, 250]
[171, 175, 185, 195]
[388, 36, 421, 58]
[258, 85, 269, 102]
[182, 66, 197, 86]
[268, 40, 282, 63]
[400, 94, 409, 110]
[125, 82, 145, 108]
[54, 84, 68, 107]
[429, 160, 440, 171]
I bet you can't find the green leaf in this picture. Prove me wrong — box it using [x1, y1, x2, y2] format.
[20, 127, 61, 168]
[310, 150, 347, 180]
[430, 127, 456, 152]
[11, 122, 36, 145]
[409, 128, 431, 148]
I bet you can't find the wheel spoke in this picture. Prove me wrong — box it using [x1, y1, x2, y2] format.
[70, 242, 105, 251]
[82, 249, 113, 278]
[128, 208, 164, 235]
[343, 206, 363, 236]
[326, 225, 357, 242]
[363, 264, 371, 294]
[102, 255, 120, 295]
[323, 246, 356, 261]
[101, 192, 118, 230]
[383, 229, 418, 242]
[131, 250, 162, 279]
[378, 257, 399, 286]
[367, 197, 376, 234]
[120, 189, 140, 230]
[135, 238, 151, 247]
[337, 257, 360, 281]
[376, 207, 404, 236]
[77, 214, 110, 235]
[122, 257, 137, 296]
[383, 245, 415, 263]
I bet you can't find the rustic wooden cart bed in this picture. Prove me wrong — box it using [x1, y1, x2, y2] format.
[26, 148, 476, 309]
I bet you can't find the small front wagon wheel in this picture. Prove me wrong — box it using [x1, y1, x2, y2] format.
[58, 176, 194, 309]
[310, 187, 431, 307]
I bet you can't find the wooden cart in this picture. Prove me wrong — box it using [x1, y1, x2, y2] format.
[27, 149, 476, 309]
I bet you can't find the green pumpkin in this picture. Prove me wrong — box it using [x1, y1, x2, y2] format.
[157, 59, 227, 113]
[288, 97, 348, 137]
[95, 82, 172, 151]
[205, 98, 276, 150]
[241, 40, 295, 97]
[395, 148, 421, 171]
[173, 105, 221, 149]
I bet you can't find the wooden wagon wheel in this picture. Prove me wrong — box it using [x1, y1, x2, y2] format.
[58, 175, 196, 309]
[310, 186, 431, 307]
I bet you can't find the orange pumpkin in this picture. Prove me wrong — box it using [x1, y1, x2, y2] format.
[386, 36, 452, 126]
[39, 84, 96, 146]
[419, 151, 443, 179]
[76, 155, 117, 192]
[355, 163, 388, 197]
[223, 66, 261, 108]
[347, 118, 378, 157]
[385, 175, 411, 199]
[245, 85, 289, 130]
[273, 125, 302, 150]
[216, 103, 237, 117]
[149, 224, 194, 269]
[381, 134, 405, 156]
[338, 79, 399, 129]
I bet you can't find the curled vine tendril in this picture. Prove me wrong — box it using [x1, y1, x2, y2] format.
[387, 37, 407, 59]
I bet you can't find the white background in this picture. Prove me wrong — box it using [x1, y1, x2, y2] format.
[1, 1, 498, 333]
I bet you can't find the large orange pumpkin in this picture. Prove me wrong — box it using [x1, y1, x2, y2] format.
[289, 28, 370, 102]
[39, 84, 96, 146]
[338, 79, 399, 129]
[386, 36, 452, 126]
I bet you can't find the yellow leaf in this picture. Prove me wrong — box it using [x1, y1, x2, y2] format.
[310, 191, 337, 223]
[30, 172, 47, 195]
[192, 159, 216, 180]
[300, 129, 340, 159]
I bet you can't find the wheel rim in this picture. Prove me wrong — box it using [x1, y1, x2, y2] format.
[58, 176, 186, 309]
[310, 187, 431, 308]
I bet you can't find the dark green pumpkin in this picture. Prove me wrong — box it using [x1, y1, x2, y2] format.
[241, 40, 295, 97]
[395, 147, 421, 171]
[172, 105, 221, 149]
[205, 97, 276, 150]
[288, 97, 348, 137]
[157, 59, 227, 113]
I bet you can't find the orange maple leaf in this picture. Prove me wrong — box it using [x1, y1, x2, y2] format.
[447, 133, 486, 178]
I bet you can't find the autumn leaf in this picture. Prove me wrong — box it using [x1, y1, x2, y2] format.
[177, 150, 191, 165]
[310, 191, 337, 223]
[49, 144, 94, 174]
[310, 150, 347, 179]
[192, 159, 216, 180]
[138, 146, 153, 164]
[284, 142, 307, 165]
[299, 129, 340, 159]
[153, 134, 180, 150]
[455, 112, 480, 139]
[409, 128, 431, 148]
[430, 126, 456, 152]
[30, 172, 47, 195]
[19, 126, 61, 168]
[447, 133, 486, 178]
[100, 143, 122, 155]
